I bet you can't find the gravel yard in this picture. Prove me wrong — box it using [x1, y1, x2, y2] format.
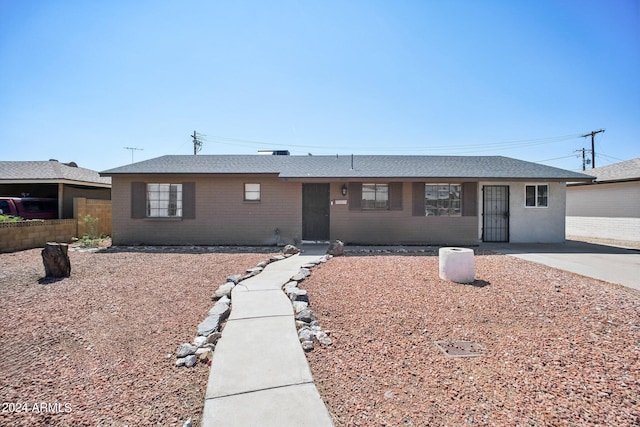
[0, 245, 275, 426]
[302, 253, 640, 426]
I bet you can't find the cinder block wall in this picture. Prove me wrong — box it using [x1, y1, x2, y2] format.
[74, 198, 112, 237]
[0, 220, 77, 253]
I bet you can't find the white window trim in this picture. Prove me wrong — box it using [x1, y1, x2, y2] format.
[147, 183, 183, 217]
[361, 183, 389, 210]
[244, 183, 261, 202]
[524, 183, 549, 208]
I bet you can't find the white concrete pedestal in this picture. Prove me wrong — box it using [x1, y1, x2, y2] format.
[439, 247, 475, 283]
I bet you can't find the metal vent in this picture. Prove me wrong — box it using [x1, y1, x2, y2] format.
[434, 340, 484, 358]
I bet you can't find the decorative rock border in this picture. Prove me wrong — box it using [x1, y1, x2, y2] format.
[284, 254, 335, 352]
[173, 244, 317, 368]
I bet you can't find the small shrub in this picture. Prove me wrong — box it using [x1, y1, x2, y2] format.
[0, 214, 23, 222]
[72, 215, 108, 247]
[83, 214, 99, 239]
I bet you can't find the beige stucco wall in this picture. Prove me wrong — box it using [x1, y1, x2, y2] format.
[110, 176, 569, 246]
[328, 182, 478, 245]
[478, 181, 567, 243]
[111, 175, 302, 245]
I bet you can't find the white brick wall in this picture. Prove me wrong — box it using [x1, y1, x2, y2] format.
[566, 216, 640, 242]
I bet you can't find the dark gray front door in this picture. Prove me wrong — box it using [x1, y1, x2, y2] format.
[483, 185, 509, 242]
[302, 183, 330, 241]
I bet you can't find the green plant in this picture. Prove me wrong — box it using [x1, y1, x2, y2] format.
[0, 214, 23, 222]
[72, 215, 106, 247]
[83, 214, 99, 239]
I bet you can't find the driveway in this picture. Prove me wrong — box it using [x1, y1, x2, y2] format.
[485, 240, 640, 291]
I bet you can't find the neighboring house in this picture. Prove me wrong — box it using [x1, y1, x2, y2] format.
[566, 158, 640, 243]
[101, 154, 593, 246]
[0, 160, 112, 219]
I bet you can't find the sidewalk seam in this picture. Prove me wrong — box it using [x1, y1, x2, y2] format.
[205, 380, 316, 400]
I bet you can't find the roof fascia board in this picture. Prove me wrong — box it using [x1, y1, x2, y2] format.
[280, 176, 592, 183]
[0, 178, 111, 187]
[568, 177, 640, 186]
[102, 172, 281, 178]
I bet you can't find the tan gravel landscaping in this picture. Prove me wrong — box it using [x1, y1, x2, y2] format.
[0, 246, 275, 426]
[302, 253, 640, 426]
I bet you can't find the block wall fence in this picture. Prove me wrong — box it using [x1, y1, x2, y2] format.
[0, 198, 112, 253]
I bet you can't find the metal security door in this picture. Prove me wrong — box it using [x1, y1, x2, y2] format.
[483, 185, 509, 242]
[302, 183, 330, 241]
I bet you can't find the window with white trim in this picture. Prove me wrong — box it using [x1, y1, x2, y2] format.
[425, 183, 461, 216]
[147, 183, 182, 217]
[362, 183, 389, 210]
[525, 184, 548, 207]
[244, 183, 261, 201]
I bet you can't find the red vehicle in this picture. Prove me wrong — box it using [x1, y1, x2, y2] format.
[0, 197, 58, 219]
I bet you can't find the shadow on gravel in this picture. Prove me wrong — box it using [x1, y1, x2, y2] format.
[38, 277, 66, 285]
[93, 246, 281, 255]
[344, 246, 497, 257]
[464, 279, 491, 288]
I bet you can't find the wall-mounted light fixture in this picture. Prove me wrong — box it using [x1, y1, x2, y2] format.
[341, 184, 348, 196]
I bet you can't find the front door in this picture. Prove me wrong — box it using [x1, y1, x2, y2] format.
[302, 183, 330, 241]
[483, 185, 509, 242]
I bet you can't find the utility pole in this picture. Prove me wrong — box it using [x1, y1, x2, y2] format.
[123, 147, 143, 163]
[580, 129, 604, 168]
[191, 131, 203, 155]
[574, 148, 592, 171]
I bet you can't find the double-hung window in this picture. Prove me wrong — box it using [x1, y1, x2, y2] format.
[362, 183, 389, 210]
[525, 184, 548, 207]
[425, 183, 461, 216]
[147, 183, 183, 217]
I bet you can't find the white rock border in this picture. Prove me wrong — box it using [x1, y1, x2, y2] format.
[285, 254, 334, 352]
[174, 247, 301, 368]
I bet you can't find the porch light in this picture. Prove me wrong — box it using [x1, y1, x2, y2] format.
[341, 184, 348, 196]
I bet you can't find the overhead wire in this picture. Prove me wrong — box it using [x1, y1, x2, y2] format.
[204, 132, 584, 155]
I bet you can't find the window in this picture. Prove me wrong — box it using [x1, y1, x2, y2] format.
[244, 183, 261, 201]
[525, 184, 548, 207]
[147, 183, 182, 217]
[362, 183, 389, 210]
[425, 183, 461, 216]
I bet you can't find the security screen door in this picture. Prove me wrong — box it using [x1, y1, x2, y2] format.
[482, 185, 509, 242]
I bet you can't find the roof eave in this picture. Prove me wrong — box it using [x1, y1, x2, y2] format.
[0, 178, 111, 187]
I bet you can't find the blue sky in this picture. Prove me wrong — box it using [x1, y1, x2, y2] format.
[1, 0, 638, 172]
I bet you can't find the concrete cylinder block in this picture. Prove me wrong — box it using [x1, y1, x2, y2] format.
[439, 247, 475, 284]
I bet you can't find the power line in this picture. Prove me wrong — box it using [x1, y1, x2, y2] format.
[206, 132, 584, 155]
[535, 154, 576, 163]
[597, 152, 626, 162]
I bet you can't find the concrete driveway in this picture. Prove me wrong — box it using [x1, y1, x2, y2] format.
[485, 240, 640, 291]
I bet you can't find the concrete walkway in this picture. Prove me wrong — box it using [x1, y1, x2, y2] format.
[484, 240, 640, 291]
[201, 246, 334, 427]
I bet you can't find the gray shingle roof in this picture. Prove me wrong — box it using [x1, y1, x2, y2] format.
[583, 158, 640, 182]
[0, 161, 111, 185]
[101, 155, 594, 181]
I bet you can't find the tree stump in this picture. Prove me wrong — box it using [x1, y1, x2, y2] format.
[42, 242, 71, 278]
